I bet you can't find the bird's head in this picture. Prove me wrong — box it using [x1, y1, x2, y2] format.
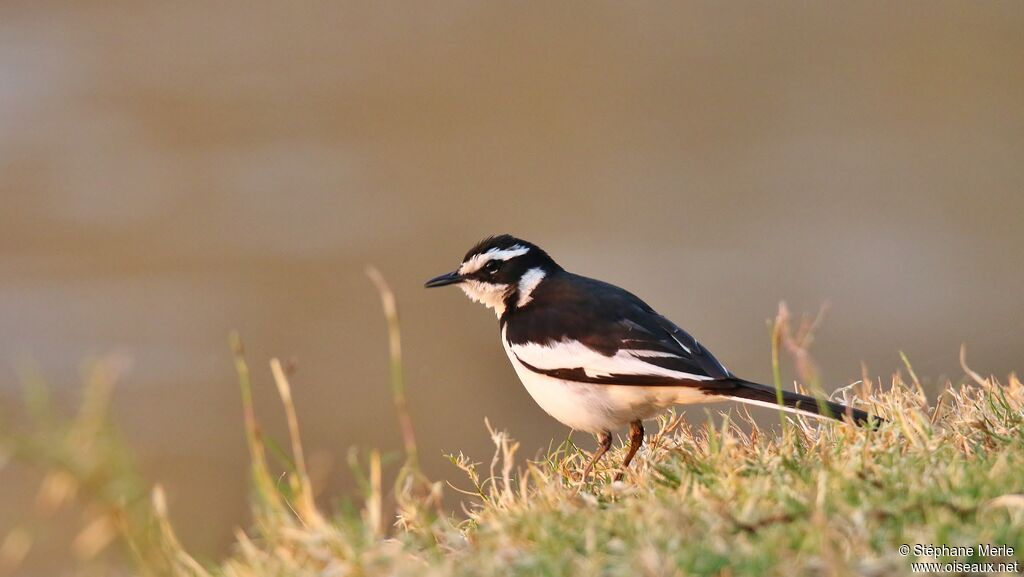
[425, 234, 561, 315]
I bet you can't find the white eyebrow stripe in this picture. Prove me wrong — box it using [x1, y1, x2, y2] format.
[458, 244, 530, 274]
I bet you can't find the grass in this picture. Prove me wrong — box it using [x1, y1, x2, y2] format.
[1, 276, 1022, 576]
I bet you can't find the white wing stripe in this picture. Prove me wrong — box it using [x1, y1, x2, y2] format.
[508, 339, 713, 381]
[628, 350, 678, 358]
[664, 332, 692, 354]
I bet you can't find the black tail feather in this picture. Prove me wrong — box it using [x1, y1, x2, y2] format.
[725, 379, 879, 427]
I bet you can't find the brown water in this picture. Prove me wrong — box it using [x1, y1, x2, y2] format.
[1, 1, 1022, 572]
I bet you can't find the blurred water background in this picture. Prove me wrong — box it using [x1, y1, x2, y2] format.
[1, 1, 1022, 572]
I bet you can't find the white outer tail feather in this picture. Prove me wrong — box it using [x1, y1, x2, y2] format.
[725, 396, 831, 420]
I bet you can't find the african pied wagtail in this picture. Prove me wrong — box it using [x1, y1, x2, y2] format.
[426, 235, 875, 480]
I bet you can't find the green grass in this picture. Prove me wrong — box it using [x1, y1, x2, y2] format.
[1, 278, 1022, 576]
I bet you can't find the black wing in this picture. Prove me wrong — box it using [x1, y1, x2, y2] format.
[503, 272, 733, 385]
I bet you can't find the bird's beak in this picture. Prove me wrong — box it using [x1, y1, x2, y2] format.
[424, 270, 463, 288]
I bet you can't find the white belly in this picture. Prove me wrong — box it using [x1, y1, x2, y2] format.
[500, 329, 718, 433]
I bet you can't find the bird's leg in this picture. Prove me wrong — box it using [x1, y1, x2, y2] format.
[580, 430, 613, 482]
[615, 420, 645, 481]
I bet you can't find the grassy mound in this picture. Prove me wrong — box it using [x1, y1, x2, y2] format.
[1, 279, 1021, 576]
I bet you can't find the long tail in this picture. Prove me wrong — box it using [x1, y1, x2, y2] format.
[723, 379, 877, 427]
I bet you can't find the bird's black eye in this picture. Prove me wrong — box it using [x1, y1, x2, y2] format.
[483, 260, 502, 274]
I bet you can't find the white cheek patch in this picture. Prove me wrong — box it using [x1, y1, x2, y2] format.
[515, 267, 546, 308]
[459, 279, 510, 316]
[458, 245, 530, 275]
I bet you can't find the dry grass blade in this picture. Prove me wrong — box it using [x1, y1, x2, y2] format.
[269, 358, 325, 529]
[366, 266, 419, 469]
[151, 486, 211, 577]
[229, 333, 283, 512]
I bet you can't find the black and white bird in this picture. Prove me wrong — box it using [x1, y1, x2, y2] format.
[425, 235, 875, 480]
